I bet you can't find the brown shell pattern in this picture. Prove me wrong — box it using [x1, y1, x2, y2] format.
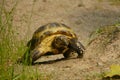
[27, 22, 77, 50]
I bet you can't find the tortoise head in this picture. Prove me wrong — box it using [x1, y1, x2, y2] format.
[52, 36, 69, 49]
[52, 36, 85, 58]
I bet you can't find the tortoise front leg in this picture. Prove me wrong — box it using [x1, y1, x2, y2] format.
[63, 49, 73, 58]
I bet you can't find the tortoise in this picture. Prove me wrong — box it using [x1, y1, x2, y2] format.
[18, 22, 85, 65]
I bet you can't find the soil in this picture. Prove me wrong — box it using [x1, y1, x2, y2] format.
[4, 0, 120, 80]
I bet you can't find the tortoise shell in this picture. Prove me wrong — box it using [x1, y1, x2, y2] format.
[27, 22, 77, 50]
[19, 22, 85, 65]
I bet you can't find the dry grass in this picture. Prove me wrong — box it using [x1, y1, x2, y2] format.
[0, 0, 52, 79]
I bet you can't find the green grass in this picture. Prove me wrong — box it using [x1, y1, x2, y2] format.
[109, 0, 120, 5]
[0, 0, 52, 80]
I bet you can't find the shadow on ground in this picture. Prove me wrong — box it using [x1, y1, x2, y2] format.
[34, 57, 78, 65]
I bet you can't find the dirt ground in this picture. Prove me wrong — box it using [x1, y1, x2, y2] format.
[4, 0, 120, 80]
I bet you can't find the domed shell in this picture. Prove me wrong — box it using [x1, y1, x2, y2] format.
[27, 22, 77, 50]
